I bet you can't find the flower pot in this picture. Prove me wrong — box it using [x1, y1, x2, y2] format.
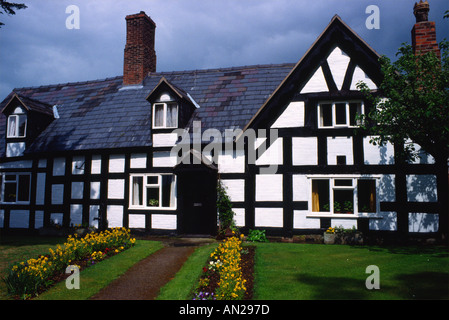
[323, 233, 336, 244]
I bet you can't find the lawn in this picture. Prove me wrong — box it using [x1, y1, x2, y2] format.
[253, 243, 449, 300]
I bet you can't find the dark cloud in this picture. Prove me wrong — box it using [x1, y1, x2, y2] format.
[1, 0, 448, 99]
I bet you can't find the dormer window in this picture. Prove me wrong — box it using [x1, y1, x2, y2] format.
[7, 107, 27, 138]
[152, 93, 178, 129]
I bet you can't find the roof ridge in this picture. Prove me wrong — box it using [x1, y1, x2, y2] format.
[12, 75, 123, 92]
[151, 62, 296, 76]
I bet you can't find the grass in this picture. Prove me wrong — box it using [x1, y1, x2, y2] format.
[0, 235, 66, 300]
[156, 243, 218, 300]
[253, 243, 449, 300]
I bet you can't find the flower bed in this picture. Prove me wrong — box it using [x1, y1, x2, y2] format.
[193, 235, 254, 300]
[3, 227, 136, 299]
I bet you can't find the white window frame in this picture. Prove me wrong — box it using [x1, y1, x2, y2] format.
[129, 173, 177, 210]
[0, 173, 31, 204]
[317, 101, 364, 128]
[152, 102, 178, 129]
[308, 175, 379, 217]
[7, 114, 27, 138]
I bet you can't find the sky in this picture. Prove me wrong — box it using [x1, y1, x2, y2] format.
[0, 0, 448, 99]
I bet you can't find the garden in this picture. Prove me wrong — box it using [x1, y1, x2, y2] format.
[1, 227, 139, 299]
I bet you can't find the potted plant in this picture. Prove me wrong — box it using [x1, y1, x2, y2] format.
[323, 227, 336, 244]
[333, 201, 342, 213]
[343, 201, 353, 214]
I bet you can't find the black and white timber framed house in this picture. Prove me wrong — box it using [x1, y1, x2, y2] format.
[1, 5, 446, 241]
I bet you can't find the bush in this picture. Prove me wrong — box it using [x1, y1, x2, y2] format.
[217, 181, 235, 232]
[246, 229, 268, 242]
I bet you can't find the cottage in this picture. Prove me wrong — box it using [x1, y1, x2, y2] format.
[0, 4, 445, 239]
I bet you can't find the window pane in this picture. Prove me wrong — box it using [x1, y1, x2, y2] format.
[335, 103, 347, 125]
[147, 176, 158, 185]
[161, 175, 176, 208]
[18, 115, 27, 137]
[312, 180, 330, 212]
[349, 103, 361, 126]
[166, 104, 178, 128]
[132, 176, 143, 206]
[320, 104, 332, 127]
[17, 175, 30, 202]
[334, 179, 353, 187]
[4, 181, 17, 202]
[334, 189, 353, 213]
[147, 188, 159, 207]
[358, 180, 376, 212]
[7, 116, 17, 137]
[154, 104, 164, 127]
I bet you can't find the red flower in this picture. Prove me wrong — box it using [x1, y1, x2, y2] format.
[203, 267, 208, 273]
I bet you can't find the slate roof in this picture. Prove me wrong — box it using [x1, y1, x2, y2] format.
[0, 63, 294, 157]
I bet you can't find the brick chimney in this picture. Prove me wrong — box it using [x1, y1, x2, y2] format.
[123, 11, 157, 85]
[411, 1, 441, 59]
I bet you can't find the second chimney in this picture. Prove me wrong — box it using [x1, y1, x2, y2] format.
[123, 11, 157, 86]
[411, 1, 441, 59]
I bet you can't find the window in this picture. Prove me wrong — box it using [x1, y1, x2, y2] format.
[7, 114, 27, 138]
[130, 174, 176, 209]
[0, 173, 31, 203]
[311, 177, 377, 214]
[152, 102, 178, 129]
[318, 101, 363, 128]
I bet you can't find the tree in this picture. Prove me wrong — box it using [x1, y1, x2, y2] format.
[357, 40, 449, 240]
[0, 0, 27, 28]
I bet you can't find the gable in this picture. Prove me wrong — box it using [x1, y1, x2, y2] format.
[243, 15, 382, 133]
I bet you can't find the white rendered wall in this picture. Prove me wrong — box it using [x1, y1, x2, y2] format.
[107, 205, 123, 228]
[300, 66, 328, 94]
[255, 174, 283, 202]
[129, 214, 146, 228]
[109, 154, 125, 173]
[363, 137, 395, 165]
[292, 137, 318, 166]
[327, 137, 353, 165]
[271, 101, 305, 128]
[9, 210, 29, 228]
[327, 47, 351, 90]
[220, 179, 245, 202]
[130, 154, 147, 168]
[255, 208, 283, 228]
[108, 179, 125, 199]
[152, 214, 177, 230]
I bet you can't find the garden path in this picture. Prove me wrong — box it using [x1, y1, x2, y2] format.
[90, 237, 214, 300]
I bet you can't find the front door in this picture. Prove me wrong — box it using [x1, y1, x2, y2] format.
[177, 170, 217, 235]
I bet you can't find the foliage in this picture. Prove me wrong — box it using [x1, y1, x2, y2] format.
[356, 41, 449, 163]
[246, 229, 268, 243]
[213, 235, 247, 300]
[193, 235, 247, 300]
[325, 227, 335, 234]
[3, 228, 136, 299]
[217, 180, 235, 231]
[0, 0, 27, 27]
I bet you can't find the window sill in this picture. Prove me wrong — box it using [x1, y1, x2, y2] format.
[306, 213, 383, 219]
[128, 206, 177, 211]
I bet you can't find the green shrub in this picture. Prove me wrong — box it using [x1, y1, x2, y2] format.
[246, 229, 268, 242]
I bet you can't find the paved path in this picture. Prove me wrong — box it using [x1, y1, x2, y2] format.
[90, 238, 213, 300]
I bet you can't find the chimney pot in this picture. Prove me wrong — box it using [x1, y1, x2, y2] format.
[414, 0, 430, 23]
